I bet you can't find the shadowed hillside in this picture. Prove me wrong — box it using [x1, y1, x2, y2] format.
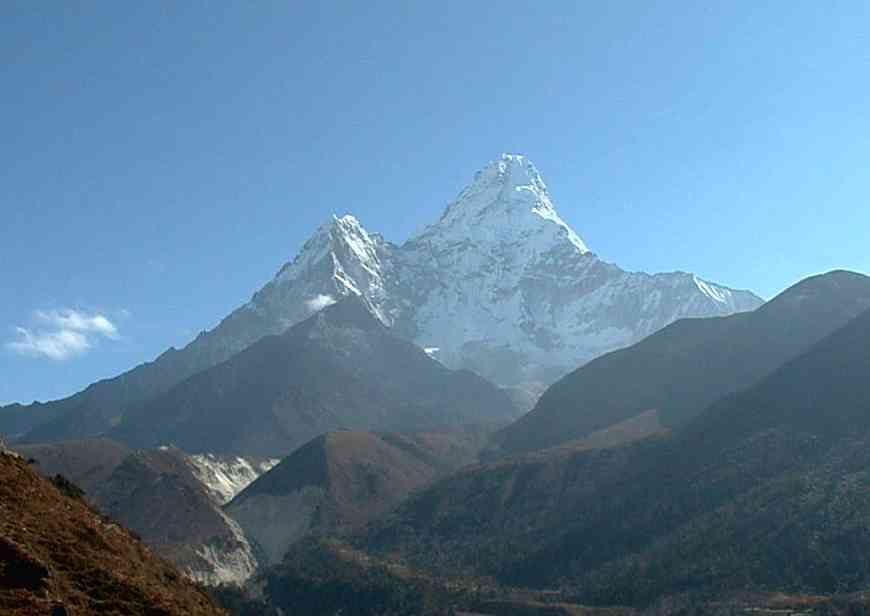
[105, 297, 518, 457]
[491, 270, 870, 457]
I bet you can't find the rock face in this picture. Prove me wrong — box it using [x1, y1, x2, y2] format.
[7, 153, 762, 444]
[0, 451, 224, 615]
[186, 453, 280, 505]
[16, 439, 272, 586]
[92, 448, 260, 587]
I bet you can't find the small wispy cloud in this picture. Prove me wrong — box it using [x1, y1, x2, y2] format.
[35, 309, 119, 339]
[6, 309, 122, 360]
[305, 294, 337, 312]
[7, 327, 91, 360]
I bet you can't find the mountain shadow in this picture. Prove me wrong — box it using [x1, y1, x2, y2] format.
[107, 296, 518, 457]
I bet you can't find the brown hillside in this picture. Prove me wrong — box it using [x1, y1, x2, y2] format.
[227, 428, 490, 565]
[15, 438, 132, 495]
[15, 440, 257, 585]
[0, 451, 224, 615]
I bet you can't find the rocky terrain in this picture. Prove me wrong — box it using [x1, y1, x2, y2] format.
[16, 440, 272, 586]
[0, 450, 225, 615]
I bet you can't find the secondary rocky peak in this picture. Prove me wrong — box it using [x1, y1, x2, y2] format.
[267, 212, 390, 314]
[278, 214, 381, 276]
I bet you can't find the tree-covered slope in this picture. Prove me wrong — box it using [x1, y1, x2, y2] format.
[360, 303, 870, 606]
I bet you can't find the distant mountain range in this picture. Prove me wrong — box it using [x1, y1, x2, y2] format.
[1, 153, 760, 448]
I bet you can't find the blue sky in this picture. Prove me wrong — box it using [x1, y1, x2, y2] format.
[2, 1, 869, 404]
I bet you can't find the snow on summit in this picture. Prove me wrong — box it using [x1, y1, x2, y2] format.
[421, 153, 590, 255]
[183, 153, 763, 396]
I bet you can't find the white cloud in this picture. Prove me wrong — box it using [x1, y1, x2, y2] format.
[35, 309, 119, 339]
[6, 309, 121, 361]
[305, 294, 337, 312]
[7, 327, 91, 360]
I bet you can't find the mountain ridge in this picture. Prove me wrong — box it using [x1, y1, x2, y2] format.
[3, 153, 761, 444]
[490, 269, 870, 457]
[102, 296, 518, 456]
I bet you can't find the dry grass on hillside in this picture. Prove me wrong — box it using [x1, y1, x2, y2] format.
[0, 452, 224, 616]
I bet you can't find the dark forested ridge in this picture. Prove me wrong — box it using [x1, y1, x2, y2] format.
[250, 536, 643, 616]
[355, 303, 870, 606]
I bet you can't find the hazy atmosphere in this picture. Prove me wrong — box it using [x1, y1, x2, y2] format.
[4, 2, 869, 403]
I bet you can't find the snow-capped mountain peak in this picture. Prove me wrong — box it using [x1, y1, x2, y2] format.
[473, 152, 549, 196]
[145, 153, 762, 414]
[265, 213, 394, 321]
[228, 211, 396, 341]
[414, 153, 589, 255]
[276, 214, 383, 287]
